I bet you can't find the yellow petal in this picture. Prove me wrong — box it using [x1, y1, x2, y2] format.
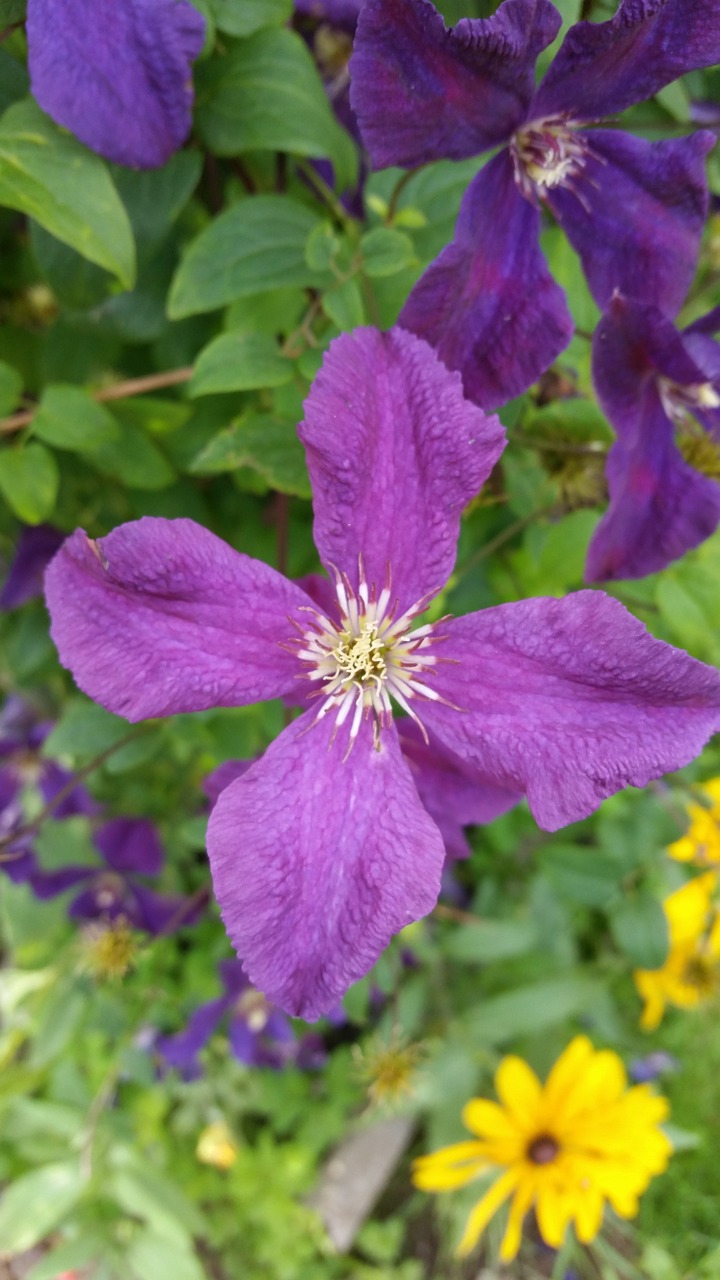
[499, 1176, 538, 1262]
[540, 1036, 594, 1121]
[456, 1168, 520, 1257]
[412, 1141, 489, 1192]
[462, 1097, 521, 1141]
[535, 1178, 574, 1249]
[494, 1056, 542, 1127]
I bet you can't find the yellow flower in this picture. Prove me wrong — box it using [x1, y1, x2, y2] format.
[196, 1121, 238, 1170]
[668, 778, 720, 867]
[634, 872, 720, 1030]
[412, 1036, 671, 1262]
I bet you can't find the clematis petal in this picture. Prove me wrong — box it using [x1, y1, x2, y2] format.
[548, 130, 712, 316]
[45, 519, 311, 722]
[399, 155, 573, 409]
[206, 711, 445, 1019]
[95, 818, 164, 876]
[27, 0, 205, 169]
[398, 720, 521, 861]
[417, 595, 720, 831]
[0, 525, 64, 611]
[585, 295, 720, 580]
[130, 885, 199, 935]
[299, 327, 505, 610]
[349, 0, 560, 168]
[157, 996, 231, 1078]
[533, 0, 720, 122]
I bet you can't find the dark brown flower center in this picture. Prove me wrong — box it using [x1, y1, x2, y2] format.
[527, 1134, 560, 1165]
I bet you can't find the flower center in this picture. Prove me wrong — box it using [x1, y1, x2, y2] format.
[682, 954, 716, 995]
[236, 989, 271, 1033]
[527, 1133, 560, 1165]
[294, 563, 445, 748]
[658, 375, 720, 426]
[511, 115, 587, 202]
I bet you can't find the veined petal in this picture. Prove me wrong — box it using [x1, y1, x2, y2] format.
[418, 595, 720, 831]
[45, 519, 311, 721]
[27, 0, 205, 169]
[399, 721, 521, 862]
[349, 0, 560, 168]
[533, 0, 720, 122]
[586, 295, 720, 581]
[549, 131, 712, 316]
[206, 712, 445, 1020]
[299, 327, 505, 610]
[400, 155, 573, 410]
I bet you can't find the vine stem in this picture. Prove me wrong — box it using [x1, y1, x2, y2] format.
[0, 366, 193, 436]
[0, 726, 148, 857]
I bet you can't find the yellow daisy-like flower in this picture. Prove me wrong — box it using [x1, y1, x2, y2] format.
[412, 1036, 671, 1262]
[634, 872, 720, 1030]
[668, 778, 720, 867]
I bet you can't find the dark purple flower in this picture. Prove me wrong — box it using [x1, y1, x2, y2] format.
[44, 327, 720, 1018]
[629, 1050, 679, 1083]
[0, 525, 65, 611]
[585, 294, 720, 581]
[26, 0, 206, 169]
[156, 958, 323, 1077]
[30, 816, 196, 934]
[349, 0, 719, 407]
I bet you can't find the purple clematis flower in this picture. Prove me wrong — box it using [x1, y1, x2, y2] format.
[29, 816, 197, 934]
[156, 958, 325, 1077]
[585, 294, 720, 581]
[349, 0, 719, 408]
[0, 525, 65, 611]
[44, 327, 720, 1018]
[26, 0, 206, 169]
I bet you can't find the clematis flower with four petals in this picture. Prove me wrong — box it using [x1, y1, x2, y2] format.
[349, 0, 720, 407]
[585, 294, 720, 582]
[44, 328, 720, 1018]
[26, 0, 205, 168]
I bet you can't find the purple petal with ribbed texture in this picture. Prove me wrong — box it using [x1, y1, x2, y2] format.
[548, 130, 712, 316]
[585, 295, 720, 580]
[95, 818, 164, 876]
[398, 721, 520, 861]
[45, 519, 311, 722]
[417, 595, 720, 831]
[207, 711, 445, 1019]
[350, 0, 559, 168]
[299, 327, 505, 611]
[157, 996, 232, 1078]
[400, 154, 573, 409]
[533, 0, 720, 122]
[0, 525, 64, 611]
[27, 0, 205, 169]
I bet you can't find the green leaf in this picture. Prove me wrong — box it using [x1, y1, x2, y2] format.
[213, 0, 292, 35]
[0, 358, 21, 415]
[0, 0, 26, 21]
[113, 151, 203, 258]
[32, 385, 120, 451]
[305, 221, 341, 272]
[168, 195, 324, 318]
[43, 697, 131, 762]
[189, 332, 293, 396]
[610, 893, 669, 970]
[360, 227, 416, 278]
[0, 99, 135, 288]
[0, 1161, 86, 1253]
[194, 28, 356, 189]
[461, 974, 600, 1046]
[87, 416, 176, 490]
[323, 278, 365, 331]
[127, 1231, 206, 1280]
[539, 843, 621, 907]
[27, 1236, 105, 1280]
[190, 412, 311, 498]
[0, 440, 59, 522]
[442, 918, 538, 964]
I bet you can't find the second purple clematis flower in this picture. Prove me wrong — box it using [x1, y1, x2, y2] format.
[26, 0, 205, 168]
[349, 0, 719, 407]
[585, 294, 720, 581]
[45, 328, 720, 1018]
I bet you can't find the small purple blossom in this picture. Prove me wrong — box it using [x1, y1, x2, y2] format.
[156, 959, 325, 1077]
[44, 327, 720, 1018]
[585, 294, 720, 581]
[26, 0, 205, 169]
[349, 0, 719, 407]
[30, 816, 197, 935]
[0, 525, 64, 611]
[629, 1050, 679, 1084]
